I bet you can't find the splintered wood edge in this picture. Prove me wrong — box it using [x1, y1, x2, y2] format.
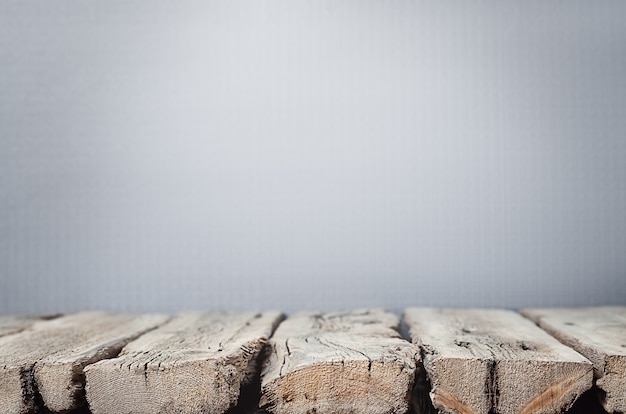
[403, 308, 593, 414]
[260, 309, 418, 414]
[84, 311, 284, 414]
[520, 307, 626, 413]
[0, 312, 170, 414]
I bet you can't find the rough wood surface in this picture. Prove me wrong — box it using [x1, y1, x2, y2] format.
[84, 311, 283, 414]
[521, 307, 626, 413]
[404, 308, 593, 414]
[0, 315, 58, 338]
[259, 309, 417, 414]
[0, 311, 168, 414]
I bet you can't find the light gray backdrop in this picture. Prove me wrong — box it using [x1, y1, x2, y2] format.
[1, 1, 625, 314]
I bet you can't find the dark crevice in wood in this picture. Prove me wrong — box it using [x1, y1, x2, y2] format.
[567, 388, 609, 414]
[487, 359, 499, 414]
[20, 363, 42, 413]
[411, 361, 438, 414]
[227, 342, 270, 414]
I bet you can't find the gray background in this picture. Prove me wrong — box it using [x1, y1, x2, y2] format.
[1, 1, 625, 315]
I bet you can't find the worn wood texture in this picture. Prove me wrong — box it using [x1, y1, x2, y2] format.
[84, 311, 283, 414]
[0, 311, 168, 414]
[0, 315, 58, 338]
[404, 308, 594, 414]
[522, 307, 626, 413]
[259, 309, 417, 414]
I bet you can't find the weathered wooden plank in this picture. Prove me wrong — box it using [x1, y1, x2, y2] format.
[0, 311, 168, 414]
[404, 308, 594, 414]
[521, 307, 626, 413]
[84, 311, 283, 414]
[259, 308, 417, 414]
[0, 315, 58, 338]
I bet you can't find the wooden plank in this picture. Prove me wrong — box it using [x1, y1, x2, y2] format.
[404, 308, 594, 414]
[521, 306, 626, 413]
[0, 315, 58, 338]
[259, 308, 417, 414]
[84, 311, 283, 414]
[0, 311, 168, 414]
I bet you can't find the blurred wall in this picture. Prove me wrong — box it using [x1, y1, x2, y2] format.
[1, 1, 625, 314]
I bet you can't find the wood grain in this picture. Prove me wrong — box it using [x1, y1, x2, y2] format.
[84, 311, 283, 414]
[259, 308, 417, 414]
[0, 315, 58, 338]
[522, 307, 626, 413]
[0, 311, 168, 414]
[404, 308, 593, 414]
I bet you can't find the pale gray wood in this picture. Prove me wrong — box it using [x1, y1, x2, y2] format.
[404, 308, 593, 414]
[0, 311, 168, 414]
[259, 308, 417, 414]
[521, 306, 626, 413]
[0, 315, 58, 338]
[84, 311, 283, 414]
